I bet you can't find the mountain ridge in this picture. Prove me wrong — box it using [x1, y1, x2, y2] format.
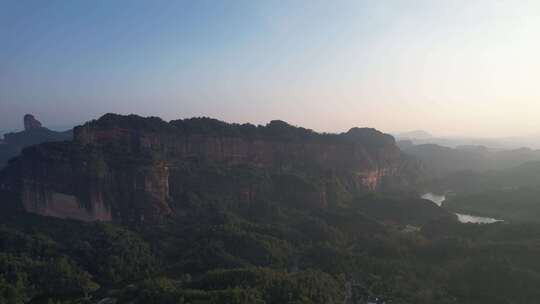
[0, 113, 421, 224]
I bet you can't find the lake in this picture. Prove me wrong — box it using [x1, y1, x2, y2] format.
[420, 193, 446, 206]
[421, 193, 502, 224]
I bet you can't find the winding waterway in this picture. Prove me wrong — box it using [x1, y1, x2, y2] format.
[421, 193, 502, 224]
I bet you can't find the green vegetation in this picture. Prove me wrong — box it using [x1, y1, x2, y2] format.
[0, 216, 156, 303]
[0, 127, 72, 169]
[443, 188, 540, 222]
[87, 113, 394, 147]
[424, 161, 540, 223]
[3, 192, 540, 303]
[4, 114, 540, 303]
[401, 142, 540, 179]
[426, 161, 540, 194]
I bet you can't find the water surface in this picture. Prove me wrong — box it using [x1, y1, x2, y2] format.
[421, 193, 502, 224]
[455, 213, 501, 224]
[421, 193, 445, 206]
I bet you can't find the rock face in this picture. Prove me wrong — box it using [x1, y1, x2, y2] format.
[24, 114, 43, 130]
[0, 114, 420, 224]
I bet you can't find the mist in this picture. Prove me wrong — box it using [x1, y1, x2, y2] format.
[2, 0, 540, 137]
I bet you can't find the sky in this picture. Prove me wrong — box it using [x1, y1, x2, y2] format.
[1, 0, 540, 137]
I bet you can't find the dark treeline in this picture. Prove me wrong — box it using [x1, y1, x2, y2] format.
[3, 193, 540, 304]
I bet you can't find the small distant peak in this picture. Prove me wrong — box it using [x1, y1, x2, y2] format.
[267, 120, 292, 128]
[24, 114, 42, 131]
[455, 145, 489, 153]
[344, 127, 388, 140]
[396, 130, 433, 139]
[344, 127, 395, 147]
[93, 113, 166, 125]
[265, 120, 299, 133]
[346, 127, 380, 135]
[98, 112, 124, 121]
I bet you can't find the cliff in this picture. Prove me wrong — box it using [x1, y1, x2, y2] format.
[0, 114, 420, 223]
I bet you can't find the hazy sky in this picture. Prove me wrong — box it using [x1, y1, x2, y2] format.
[2, 0, 540, 137]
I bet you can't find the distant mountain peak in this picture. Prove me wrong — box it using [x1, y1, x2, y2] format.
[23, 114, 43, 131]
[397, 130, 433, 139]
[0, 115, 73, 168]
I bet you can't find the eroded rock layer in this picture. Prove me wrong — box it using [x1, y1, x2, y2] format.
[0, 114, 420, 223]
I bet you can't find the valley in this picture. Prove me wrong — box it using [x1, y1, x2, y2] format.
[4, 2, 540, 302]
[2, 114, 540, 303]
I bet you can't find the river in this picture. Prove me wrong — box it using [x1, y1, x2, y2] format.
[421, 193, 502, 224]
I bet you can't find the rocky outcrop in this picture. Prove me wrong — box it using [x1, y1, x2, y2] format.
[0, 115, 73, 168]
[24, 114, 43, 130]
[0, 114, 420, 223]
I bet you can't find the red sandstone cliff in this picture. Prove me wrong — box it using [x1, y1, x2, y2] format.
[0, 114, 420, 223]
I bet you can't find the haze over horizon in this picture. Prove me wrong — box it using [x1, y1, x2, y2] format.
[2, 0, 540, 137]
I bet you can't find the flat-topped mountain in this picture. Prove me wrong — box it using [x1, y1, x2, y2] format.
[0, 113, 421, 224]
